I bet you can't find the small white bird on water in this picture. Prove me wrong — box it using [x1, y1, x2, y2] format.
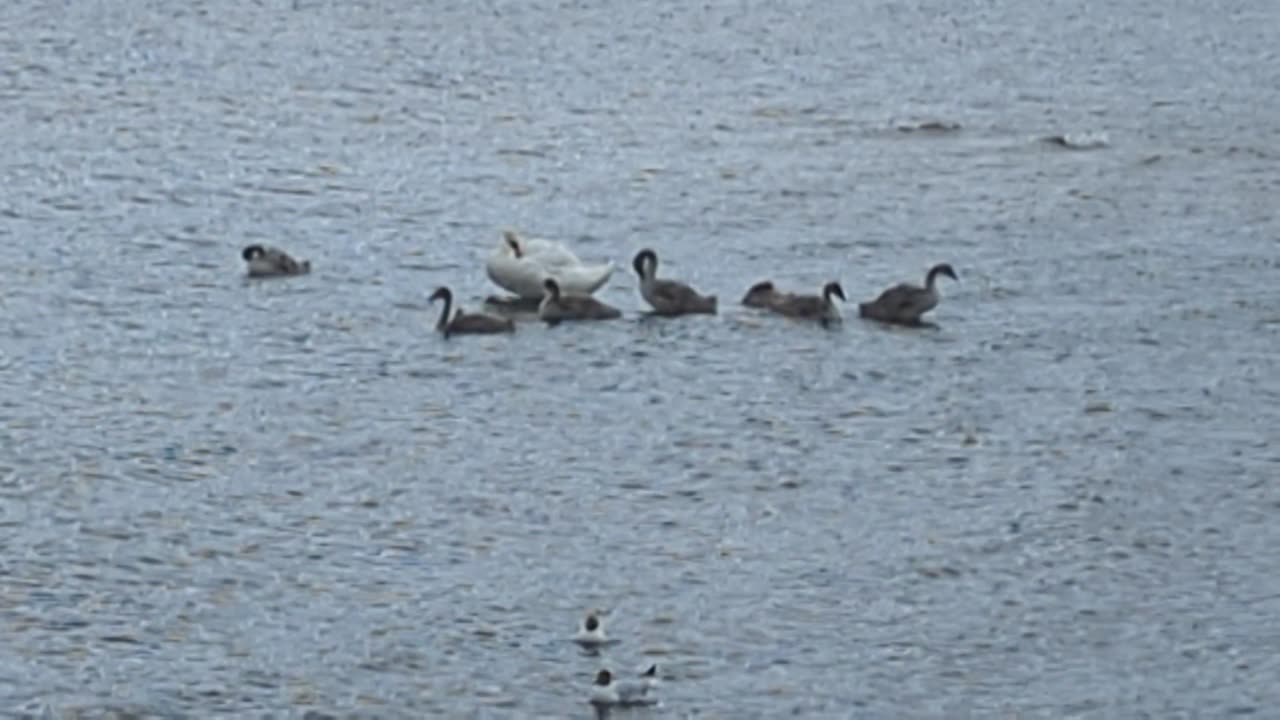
[573, 611, 614, 649]
[589, 668, 659, 711]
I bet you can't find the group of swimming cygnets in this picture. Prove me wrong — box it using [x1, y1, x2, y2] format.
[241, 230, 957, 334]
[571, 610, 660, 714]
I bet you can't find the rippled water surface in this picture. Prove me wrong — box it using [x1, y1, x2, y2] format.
[3, 0, 1279, 717]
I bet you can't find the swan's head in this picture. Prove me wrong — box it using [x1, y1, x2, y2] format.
[632, 249, 658, 278]
[428, 287, 451, 304]
[502, 230, 523, 258]
[823, 282, 846, 303]
[594, 670, 613, 687]
[242, 245, 266, 261]
[543, 278, 562, 300]
[928, 263, 958, 284]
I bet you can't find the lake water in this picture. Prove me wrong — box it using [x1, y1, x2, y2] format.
[2, 0, 1278, 717]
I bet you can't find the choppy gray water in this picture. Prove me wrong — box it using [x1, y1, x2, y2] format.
[2, 1, 1279, 717]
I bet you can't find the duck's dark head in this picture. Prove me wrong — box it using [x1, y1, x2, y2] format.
[242, 245, 265, 261]
[594, 670, 613, 686]
[503, 231, 523, 258]
[929, 263, 958, 283]
[543, 278, 561, 299]
[584, 614, 600, 632]
[429, 287, 451, 303]
[632, 249, 657, 278]
[823, 282, 846, 302]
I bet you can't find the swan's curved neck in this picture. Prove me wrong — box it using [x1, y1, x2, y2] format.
[435, 293, 453, 330]
[634, 255, 656, 281]
[925, 268, 943, 291]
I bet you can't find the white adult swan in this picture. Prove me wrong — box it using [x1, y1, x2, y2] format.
[485, 230, 614, 303]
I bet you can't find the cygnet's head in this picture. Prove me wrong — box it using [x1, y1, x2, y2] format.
[931, 263, 958, 282]
[632, 249, 658, 278]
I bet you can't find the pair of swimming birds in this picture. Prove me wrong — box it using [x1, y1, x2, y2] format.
[239, 244, 957, 336]
[740, 260, 957, 327]
[572, 611, 660, 712]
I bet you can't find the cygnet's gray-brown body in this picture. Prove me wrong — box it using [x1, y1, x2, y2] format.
[429, 287, 515, 338]
[538, 278, 622, 324]
[632, 249, 717, 316]
[858, 263, 957, 325]
[745, 280, 846, 326]
[242, 244, 310, 277]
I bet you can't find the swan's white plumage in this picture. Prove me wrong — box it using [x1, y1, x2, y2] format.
[485, 233, 613, 300]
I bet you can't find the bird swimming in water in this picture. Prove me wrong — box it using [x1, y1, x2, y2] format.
[761, 281, 846, 327]
[857, 263, 957, 326]
[632, 249, 717, 316]
[539, 278, 623, 324]
[573, 611, 614, 649]
[588, 668, 658, 711]
[428, 287, 515, 338]
[241, 244, 310, 277]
